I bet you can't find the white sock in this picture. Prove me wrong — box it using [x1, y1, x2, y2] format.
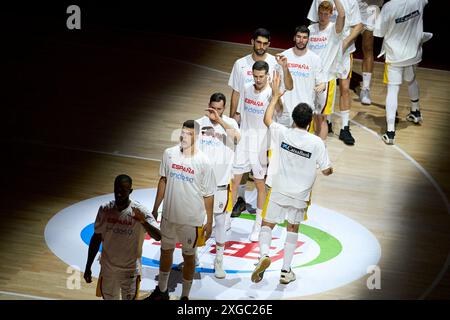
[386, 84, 400, 132]
[216, 245, 224, 260]
[238, 184, 246, 200]
[259, 226, 272, 257]
[214, 212, 226, 244]
[158, 271, 170, 292]
[181, 278, 193, 298]
[341, 110, 350, 127]
[282, 232, 298, 271]
[327, 114, 332, 123]
[408, 80, 420, 112]
[362, 72, 372, 90]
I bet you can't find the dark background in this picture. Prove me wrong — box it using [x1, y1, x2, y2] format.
[4, 0, 449, 71]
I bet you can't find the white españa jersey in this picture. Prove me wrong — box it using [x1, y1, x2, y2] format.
[94, 200, 159, 276]
[238, 83, 272, 153]
[266, 122, 331, 203]
[196, 115, 240, 186]
[281, 48, 323, 115]
[308, 0, 362, 54]
[159, 146, 216, 226]
[228, 53, 281, 94]
[374, 0, 427, 67]
[308, 22, 343, 81]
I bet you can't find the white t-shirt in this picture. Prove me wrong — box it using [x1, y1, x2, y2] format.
[228, 53, 283, 112]
[308, 22, 343, 81]
[237, 83, 272, 153]
[229, 53, 282, 94]
[159, 146, 216, 226]
[308, 0, 362, 54]
[94, 200, 158, 276]
[266, 122, 331, 205]
[196, 115, 240, 186]
[359, 0, 384, 6]
[280, 48, 323, 122]
[374, 0, 427, 67]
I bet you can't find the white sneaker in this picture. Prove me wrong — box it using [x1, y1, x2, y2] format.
[280, 268, 296, 284]
[214, 258, 226, 279]
[360, 88, 371, 105]
[251, 255, 271, 283]
[249, 221, 261, 242]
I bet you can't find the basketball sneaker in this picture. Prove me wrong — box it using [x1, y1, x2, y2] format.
[339, 126, 355, 145]
[231, 197, 246, 218]
[280, 268, 296, 284]
[382, 131, 395, 145]
[251, 255, 271, 283]
[214, 257, 226, 279]
[145, 285, 169, 300]
[406, 110, 423, 124]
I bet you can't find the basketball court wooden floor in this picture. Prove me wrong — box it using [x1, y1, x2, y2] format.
[1, 29, 449, 299]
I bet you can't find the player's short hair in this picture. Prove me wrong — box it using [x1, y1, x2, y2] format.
[182, 119, 200, 135]
[252, 60, 270, 74]
[253, 28, 271, 41]
[292, 103, 313, 129]
[114, 174, 132, 186]
[295, 25, 310, 37]
[319, 1, 334, 13]
[210, 92, 226, 106]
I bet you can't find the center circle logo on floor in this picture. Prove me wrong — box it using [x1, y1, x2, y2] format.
[45, 188, 381, 299]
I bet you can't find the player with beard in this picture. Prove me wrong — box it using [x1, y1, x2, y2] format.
[278, 26, 325, 129]
[228, 28, 293, 222]
[229, 28, 293, 120]
[195, 93, 241, 278]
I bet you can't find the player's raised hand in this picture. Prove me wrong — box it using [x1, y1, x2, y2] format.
[205, 107, 220, 122]
[270, 70, 286, 98]
[315, 82, 326, 93]
[276, 54, 288, 68]
[131, 210, 145, 223]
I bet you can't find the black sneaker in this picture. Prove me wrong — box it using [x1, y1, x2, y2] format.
[406, 110, 423, 124]
[339, 126, 355, 145]
[145, 285, 169, 301]
[327, 121, 333, 134]
[381, 131, 395, 145]
[231, 197, 246, 217]
[180, 296, 189, 301]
